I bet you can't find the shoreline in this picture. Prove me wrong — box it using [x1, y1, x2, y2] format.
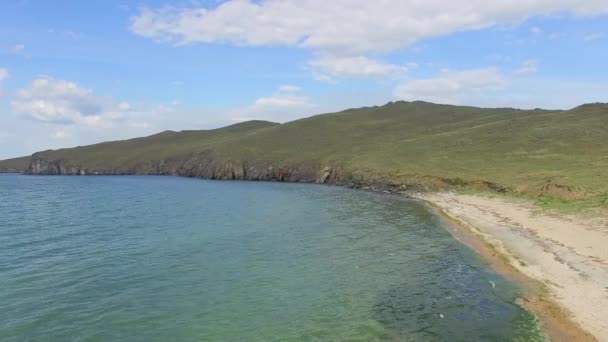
[419, 192, 607, 341]
[7, 173, 606, 339]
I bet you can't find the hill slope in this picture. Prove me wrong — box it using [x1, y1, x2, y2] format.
[3, 101, 607, 208]
[0, 156, 31, 173]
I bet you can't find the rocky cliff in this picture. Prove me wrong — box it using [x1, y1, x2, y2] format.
[25, 155, 508, 195]
[25, 156, 444, 193]
[26, 157, 341, 182]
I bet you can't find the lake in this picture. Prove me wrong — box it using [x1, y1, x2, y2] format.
[0, 174, 542, 341]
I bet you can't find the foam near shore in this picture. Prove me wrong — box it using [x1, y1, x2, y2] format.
[419, 192, 608, 341]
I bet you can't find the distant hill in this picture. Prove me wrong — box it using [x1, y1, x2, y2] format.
[0, 156, 31, 173]
[3, 101, 607, 209]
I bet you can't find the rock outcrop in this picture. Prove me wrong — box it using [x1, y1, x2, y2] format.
[27, 159, 128, 176]
[26, 156, 347, 185]
[23, 155, 524, 197]
[24, 156, 425, 194]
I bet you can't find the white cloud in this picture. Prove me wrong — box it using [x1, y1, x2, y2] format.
[531, 26, 543, 34]
[394, 67, 507, 105]
[11, 77, 133, 126]
[128, 121, 150, 128]
[153, 102, 178, 114]
[583, 32, 604, 42]
[515, 59, 539, 75]
[0, 68, 9, 81]
[130, 1, 608, 56]
[312, 73, 333, 83]
[493, 78, 608, 109]
[254, 96, 308, 107]
[309, 55, 406, 78]
[254, 86, 310, 107]
[51, 130, 69, 139]
[47, 29, 84, 40]
[118, 101, 131, 111]
[228, 85, 315, 122]
[277, 85, 300, 92]
[406, 62, 419, 70]
[13, 44, 25, 53]
[487, 54, 512, 62]
[548, 33, 562, 40]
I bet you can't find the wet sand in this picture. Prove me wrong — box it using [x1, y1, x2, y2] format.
[419, 192, 608, 341]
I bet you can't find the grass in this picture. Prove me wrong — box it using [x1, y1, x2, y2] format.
[456, 187, 607, 215]
[2, 101, 607, 210]
[0, 156, 31, 172]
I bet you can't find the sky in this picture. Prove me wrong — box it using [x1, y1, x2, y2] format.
[1, 0, 607, 159]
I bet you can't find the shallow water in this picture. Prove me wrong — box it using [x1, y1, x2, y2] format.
[0, 174, 542, 341]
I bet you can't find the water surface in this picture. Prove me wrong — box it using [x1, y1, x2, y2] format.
[0, 174, 541, 341]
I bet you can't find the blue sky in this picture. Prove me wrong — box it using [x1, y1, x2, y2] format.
[1, 1, 607, 159]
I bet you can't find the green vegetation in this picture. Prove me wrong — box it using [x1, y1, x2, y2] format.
[0, 156, 31, 173]
[2, 101, 607, 209]
[21, 120, 280, 169]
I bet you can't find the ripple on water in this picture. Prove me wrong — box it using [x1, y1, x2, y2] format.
[0, 175, 543, 341]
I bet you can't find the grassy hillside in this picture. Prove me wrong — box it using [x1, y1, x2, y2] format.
[0, 156, 31, 173]
[3, 101, 607, 209]
[26, 120, 279, 169]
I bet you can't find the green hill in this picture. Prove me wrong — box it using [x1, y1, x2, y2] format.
[0, 156, 31, 173]
[22, 120, 280, 170]
[3, 101, 607, 209]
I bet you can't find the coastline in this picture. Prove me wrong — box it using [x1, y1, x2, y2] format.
[418, 192, 607, 341]
[7, 171, 606, 339]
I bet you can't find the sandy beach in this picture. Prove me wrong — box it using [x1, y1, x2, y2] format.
[419, 192, 608, 341]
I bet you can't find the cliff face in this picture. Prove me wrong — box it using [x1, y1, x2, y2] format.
[25, 156, 428, 193]
[27, 158, 128, 176]
[26, 157, 343, 184]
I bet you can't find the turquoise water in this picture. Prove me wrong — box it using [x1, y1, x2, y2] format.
[0, 174, 542, 341]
